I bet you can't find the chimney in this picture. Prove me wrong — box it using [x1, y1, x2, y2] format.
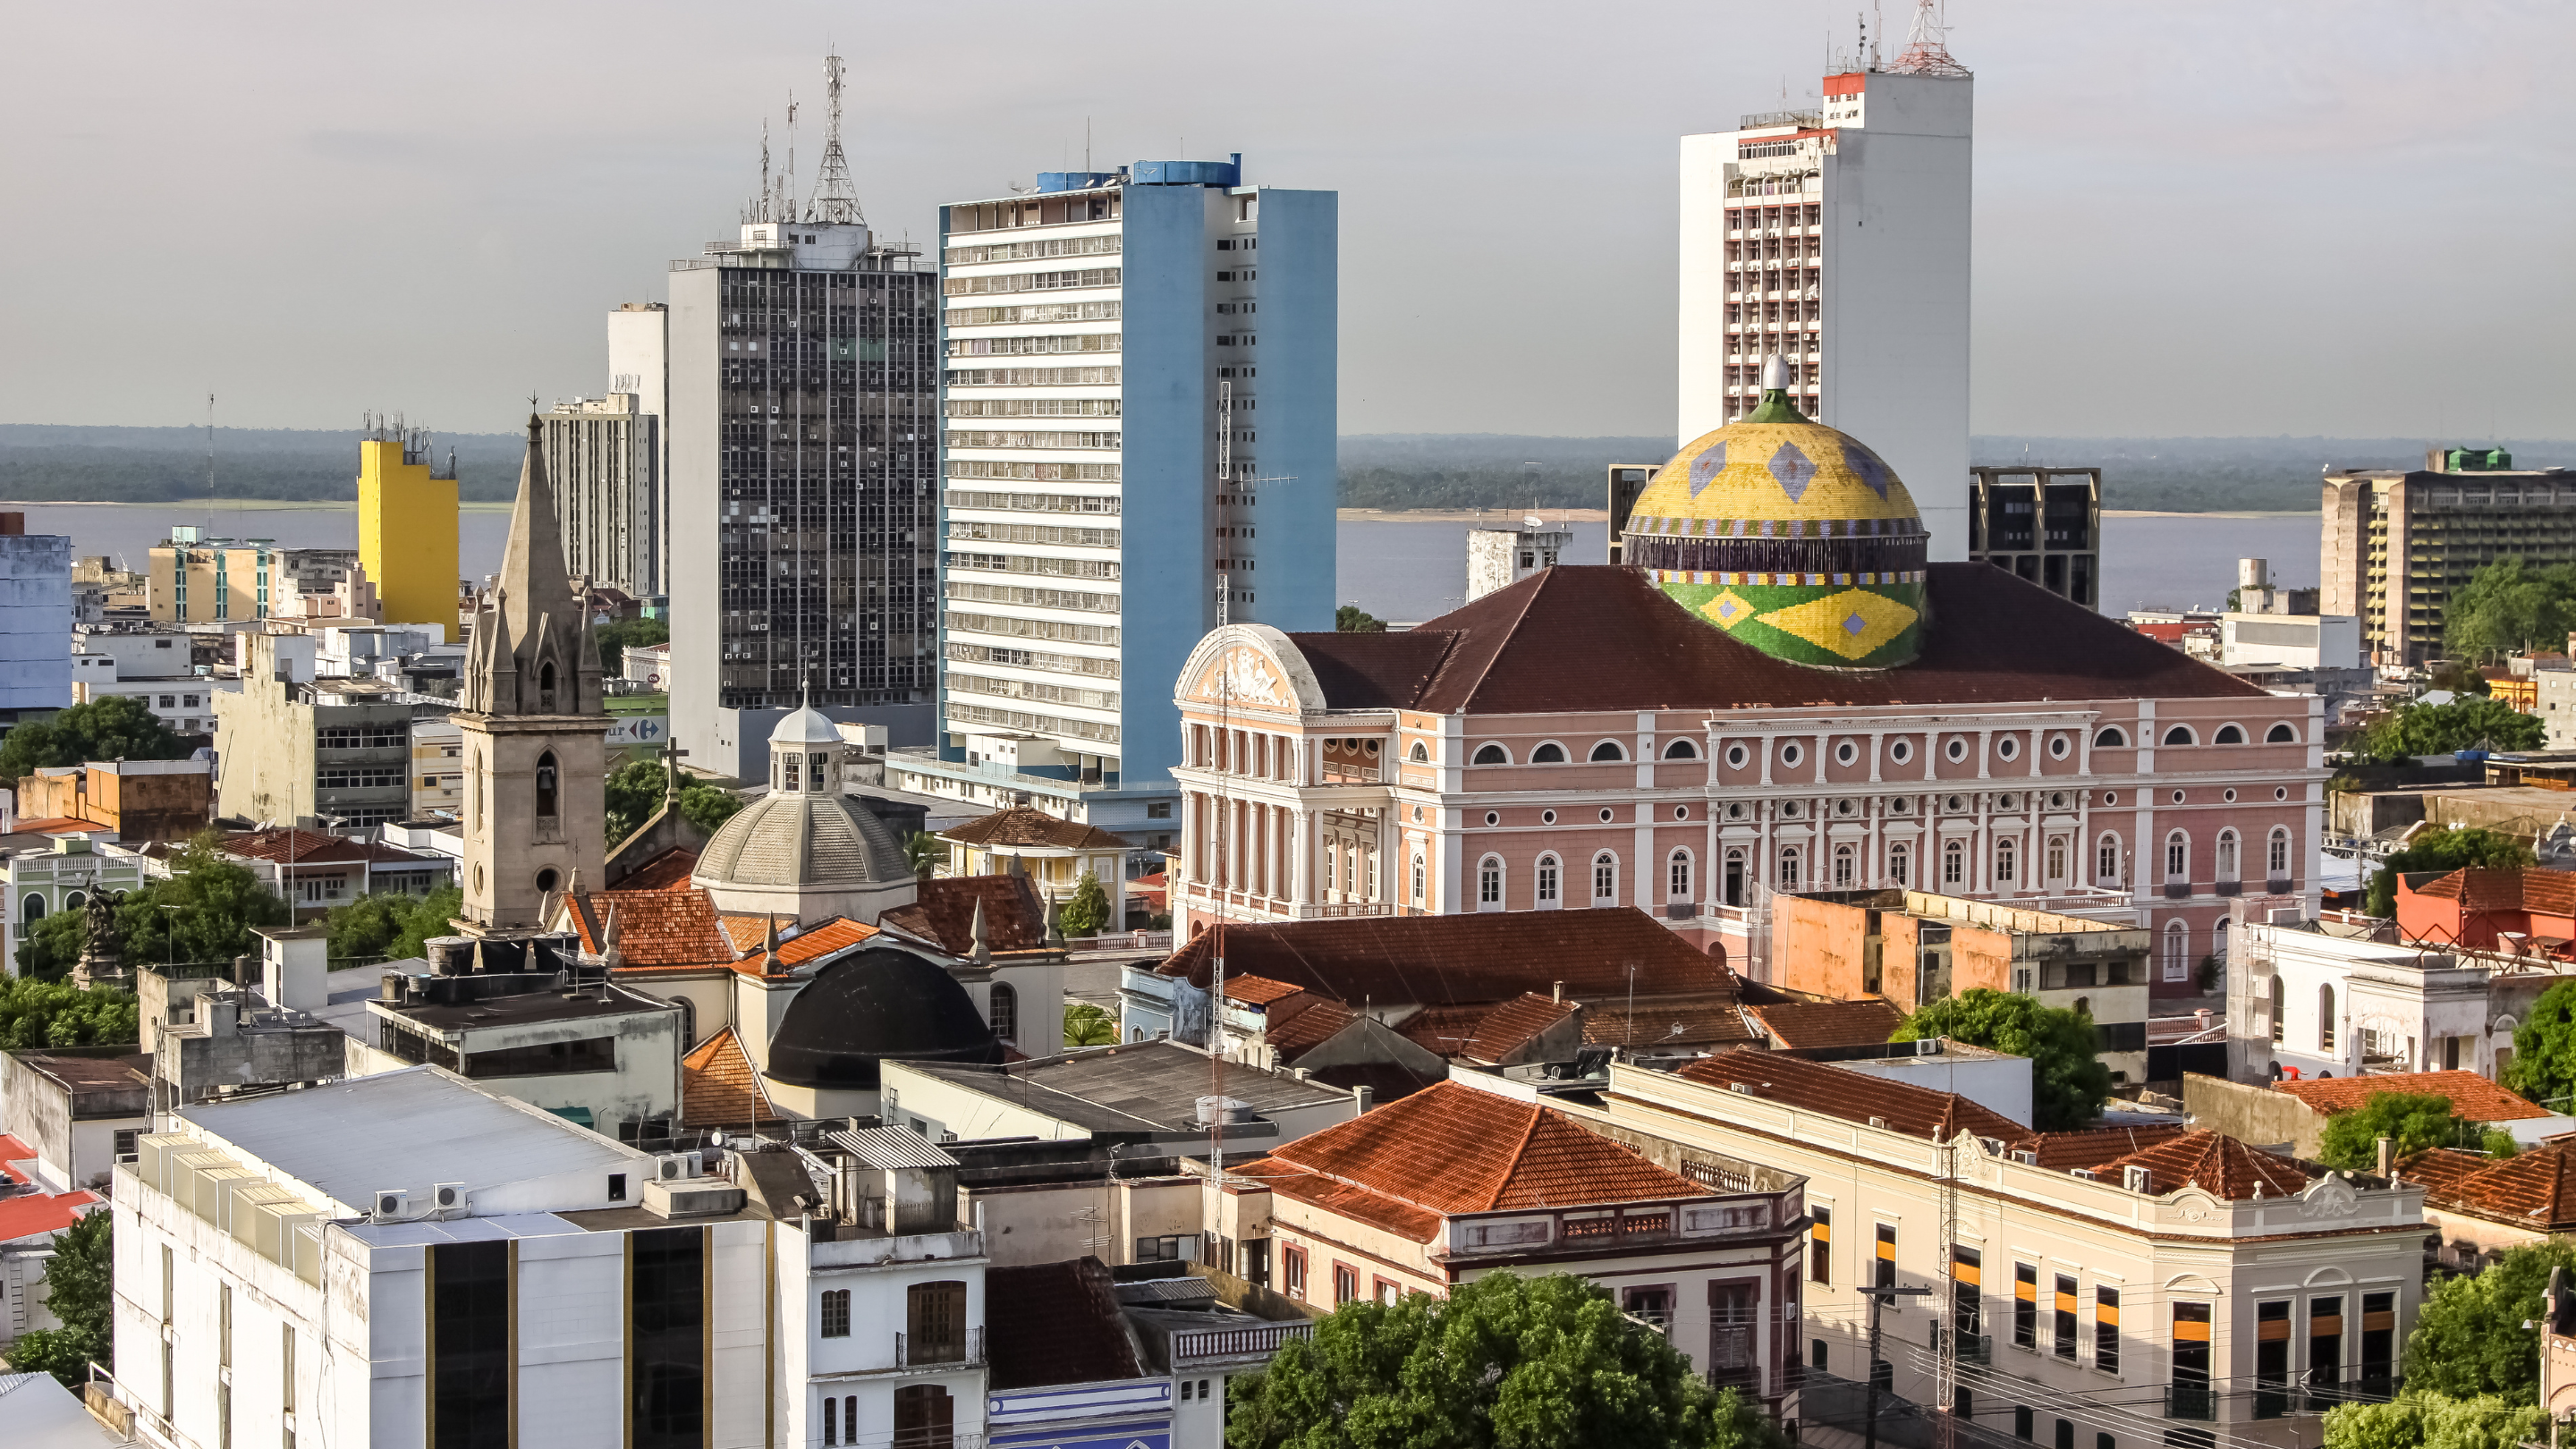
[1552, 979, 1563, 1003]
[2375, 1136, 2395, 1177]
[1352, 1085, 1375, 1115]
[2195, 1008, 2212, 1032]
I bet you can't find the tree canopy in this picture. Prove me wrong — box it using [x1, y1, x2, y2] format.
[1059, 871, 1112, 937]
[1226, 1272, 1784, 1449]
[2364, 827, 2532, 917]
[2504, 979, 2576, 1115]
[2316, 1092, 2489, 1172]
[326, 886, 463, 964]
[593, 615, 670, 675]
[1892, 989, 2113, 1131]
[605, 758, 742, 849]
[2444, 555, 2576, 663]
[2323, 1391, 2543, 1449]
[0, 1210, 113, 1386]
[2403, 1240, 2576, 1402]
[0, 694, 189, 785]
[2362, 697, 2545, 763]
[1336, 604, 1388, 633]
[1064, 1002, 1119, 1048]
[12, 831, 290, 980]
[0, 976, 140, 1050]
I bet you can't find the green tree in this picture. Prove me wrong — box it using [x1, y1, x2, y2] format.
[2363, 697, 2544, 763]
[1892, 989, 2113, 1131]
[2444, 555, 2576, 663]
[2404, 1240, 2576, 1402]
[2316, 1092, 2484, 1172]
[1226, 1271, 1781, 1449]
[13, 908, 86, 983]
[1336, 604, 1387, 633]
[2324, 1392, 2543, 1449]
[2365, 827, 2532, 917]
[326, 886, 463, 964]
[0, 694, 190, 784]
[1064, 1003, 1119, 1047]
[593, 615, 670, 675]
[112, 830, 292, 970]
[2482, 1129, 2521, 1158]
[2, 1211, 114, 1386]
[604, 758, 742, 850]
[2506, 979, 2576, 1114]
[0, 977, 140, 1050]
[1060, 871, 1112, 937]
[903, 831, 947, 881]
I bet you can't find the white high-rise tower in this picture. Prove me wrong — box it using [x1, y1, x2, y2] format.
[1678, 4, 1972, 560]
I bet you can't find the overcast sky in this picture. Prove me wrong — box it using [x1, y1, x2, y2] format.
[4, 1, 2570, 441]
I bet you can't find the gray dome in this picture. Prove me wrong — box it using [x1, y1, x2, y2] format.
[770, 704, 843, 747]
[695, 792, 909, 889]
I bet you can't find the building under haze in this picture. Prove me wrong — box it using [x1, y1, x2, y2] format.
[0, 513, 71, 716]
[886, 157, 1335, 853]
[2322, 446, 2576, 665]
[539, 391, 665, 601]
[1677, 40, 1972, 560]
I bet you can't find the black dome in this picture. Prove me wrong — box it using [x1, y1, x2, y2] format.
[765, 945, 1002, 1089]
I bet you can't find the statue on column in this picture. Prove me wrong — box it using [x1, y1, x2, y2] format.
[73, 890, 129, 991]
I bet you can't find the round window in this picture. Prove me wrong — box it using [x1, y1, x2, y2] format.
[1835, 741, 1857, 765]
[1945, 737, 1967, 763]
[1945, 795, 1964, 812]
[1996, 736, 2019, 761]
[2171, 790, 2185, 805]
[1783, 801, 1802, 818]
[1542, 809, 1557, 825]
[1725, 743, 1750, 768]
[1781, 742, 1804, 767]
[1998, 793, 2018, 810]
[1835, 799, 1855, 817]
[2103, 792, 2118, 806]
[1363, 740, 1380, 756]
[1890, 798, 1909, 815]
[2224, 788, 2238, 803]
[2049, 734, 2071, 759]
[536, 868, 559, 894]
[1890, 739, 1913, 764]
[1484, 811, 1499, 826]
[2275, 786, 2289, 801]
[1412, 806, 1424, 822]
[2050, 792, 2068, 809]
[1598, 808, 1614, 823]
[1674, 805, 1690, 820]
[1726, 803, 1747, 821]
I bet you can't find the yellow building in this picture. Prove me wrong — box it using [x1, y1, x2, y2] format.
[358, 434, 459, 631]
[146, 530, 356, 623]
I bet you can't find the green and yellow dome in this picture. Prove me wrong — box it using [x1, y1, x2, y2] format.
[1624, 363, 1927, 668]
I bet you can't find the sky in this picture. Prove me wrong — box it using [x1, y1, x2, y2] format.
[4, 0, 2571, 441]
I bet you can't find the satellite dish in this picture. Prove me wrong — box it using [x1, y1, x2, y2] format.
[708, 1131, 727, 1148]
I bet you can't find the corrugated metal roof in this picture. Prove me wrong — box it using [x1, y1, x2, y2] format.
[828, 1127, 959, 1170]
[1113, 1277, 1217, 1304]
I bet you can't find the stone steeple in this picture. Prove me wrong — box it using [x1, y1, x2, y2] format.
[464, 416, 602, 717]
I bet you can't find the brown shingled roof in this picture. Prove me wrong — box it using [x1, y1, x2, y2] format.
[1747, 999, 1909, 1050]
[986, 1258, 1143, 1390]
[877, 875, 1054, 957]
[2399, 1142, 2576, 1231]
[941, 805, 1130, 852]
[1674, 1048, 2032, 1146]
[2274, 1070, 2554, 1123]
[1158, 907, 1733, 1006]
[680, 1027, 780, 1127]
[1279, 564, 2264, 716]
[223, 827, 436, 866]
[2097, 1131, 2314, 1201]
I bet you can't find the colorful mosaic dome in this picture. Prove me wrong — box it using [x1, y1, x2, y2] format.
[1623, 363, 1928, 668]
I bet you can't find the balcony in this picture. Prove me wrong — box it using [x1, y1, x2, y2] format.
[2167, 1383, 2216, 1421]
[2164, 882, 2193, 900]
[2267, 877, 2293, 894]
[2215, 880, 2242, 898]
[894, 1326, 986, 1369]
[1170, 1321, 1316, 1368]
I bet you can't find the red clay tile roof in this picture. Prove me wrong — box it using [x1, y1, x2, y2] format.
[1748, 999, 1909, 1050]
[1398, 993, 1578, 1063]
[1262, 995, 1362, 1058]
[941, 805, 1130, 852]
[223, 827, 434, 866]
[2098, 1131, 2314, 1200]
[733, 917, 880, 977]
[2401, 1143, 2576, 1229]
[6, 817, 98, 835]
[1255, 1080, 1710, 1232]
[2027, 1126, 2190, 1173]
[1675, 1048, 2034, 1146]
[614, 847, 700, 892]
[1235, 1157, 1446, 1241]
[986, 1258, 1143, 1390]
[680, 1027, 780, 1127]
[1224, 974, 1307, 1006]
[1278, 564, 2265, 716]
[1159, 907, 1734, 1007]
[2409, 869, 2576, 916]
[1580, 991, 1758, 1050]
[717, 912, 792, 953]
[569, 889, 737, 970]
[2274, 1070, 2554, 1123]
[877, 875, 1052, 957]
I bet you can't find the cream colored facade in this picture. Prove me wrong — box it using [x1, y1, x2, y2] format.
[410, 715, 462, 819]
[146, 538, 356, 624]
[1583, 1063, 2428, 1449]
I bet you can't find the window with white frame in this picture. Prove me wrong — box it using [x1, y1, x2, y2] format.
[2267, 827, 2291, 878]
[1536, 853, 1561, 906]
[1411, 853, 1426, 904]
[1479, 855, 1504, 910]
[1942, 839, 1965, 887]
[2164, 830, 2189, 881]
[1778, 845, 1801, 890]
[1995, 838, 2017, 885]
[2216, 829, 2240, 882]
[1593, 852, 1619, 902]
[2097, 834, 2122, 886]
[1889, 842, 1911, 888]
[1832, 843, 1855, 888]
[1668, 849, 1692, 900]
[2046, 836, 2068, 886]
[2162, 920, 2190, 982]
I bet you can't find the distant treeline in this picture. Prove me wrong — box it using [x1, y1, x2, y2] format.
[0, 425, 529, 504]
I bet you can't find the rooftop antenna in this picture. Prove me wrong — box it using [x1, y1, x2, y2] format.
[1888, 0, 1970, 76]
[758, 120, 772, 224]
[1085, 115, 1092, 173]
[204, 393, 215, 497]
[810, 52, 865, 225]
[784, 89, 799, 223]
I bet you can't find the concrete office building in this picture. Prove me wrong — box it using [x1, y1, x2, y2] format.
[891, 157, 1335, 852]
[1678, 55, 1972, 559]
[1465, 520, 1570, 603]
[0, 513, 71, 714]
[215, 638, 452, 832]
[147, 529, 356, 625]
[1968, 466, 2100, 608]
[541, 391, 665, 599]
[2322, 445, 2576, 665]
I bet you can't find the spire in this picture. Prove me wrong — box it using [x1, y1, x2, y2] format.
[467, 415, 600, 716]
[601, 902, 623, 972]
[1745, 354, 1809, 423]
[969, 895, 991, 966]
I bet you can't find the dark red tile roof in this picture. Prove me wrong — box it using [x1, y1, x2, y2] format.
[2097, 1131, 2314, 1200]
[680, 1027, 780, 1127]
[877, 875, 1053, 956]
[614, 847, 700, 892]
[1748, 999, 1909, 1049]
[2027, 1126, 2190, 1172]
[1674, 1048, 2032, 1146]
[1397, 993, 1578, 1063]
[1224, 974, 1306, 1006]
[733, 917, 880, 978]
[941, 805, 1131, 852]
[223, 827, 435, 866]
[1158, 908, 1734, 1007]
[1580, 991, 1758, 1050]
[1263, 995, 1361, 1058]
[2274, 1070, 2553, 1123]
[987, 1258, 1142, 1389]
[2401, 1143, 2576, 1230]
[1280, 564, 2266, 715]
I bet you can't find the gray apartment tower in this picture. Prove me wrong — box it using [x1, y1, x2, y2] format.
[538, 391, 664, 601]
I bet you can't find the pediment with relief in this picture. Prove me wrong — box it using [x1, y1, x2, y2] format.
[1190, 644, 1296, 712]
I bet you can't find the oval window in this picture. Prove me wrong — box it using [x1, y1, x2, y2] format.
[1945, 738, 1967, 763]
[1835, 740, 1858, 765]
[1889, 739, 1913, 764]
[1781, 742, 1804, 767]
[1996, 736, 2019, 761]
[1724, 743, 1750, 767]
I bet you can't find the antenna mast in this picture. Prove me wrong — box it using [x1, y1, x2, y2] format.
[1887, 0, 1970, 76]
[809, 52, 866, 225]
[204, 394, 215, 496]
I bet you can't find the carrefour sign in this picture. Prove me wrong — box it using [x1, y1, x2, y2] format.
[606, 716, 668, 746]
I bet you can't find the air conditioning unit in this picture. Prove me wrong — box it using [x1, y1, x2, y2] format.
[371, 1190, 411, 1222]
[2012, 1150, 2038, 1166]
[431, 1182, 465, 1213]
[2123, 1166, 2152, 1193]
[657, 1152, 702, 1182]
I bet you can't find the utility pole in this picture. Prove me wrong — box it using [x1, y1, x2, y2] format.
[1859, 1284, 1932, 1449]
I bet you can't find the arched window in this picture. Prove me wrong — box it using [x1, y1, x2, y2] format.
[1589, 740, 1628, 763]
[2164, 830, 2189, 881]
[1471, 743, 1509, 766]
[2215, 829, 2240, 882]
[2161, 724, 2196, 747]
[1411, 853, 1426, 904]
[1478, 855, 1504, 911]
[2093, 726, 2129, 749]
[2267, 827, 2292, 880]
[1777, 845, 1801, 890]
[1535, 853, 1561, 908]
[18, 895, 45, 937]
[2046, 836, 2068, 886]
[1592, 852, 1619, 903]
[536, 750, 559, 818]
[1832, 843, 1856, 888]
[1407, 741, 1429, 763]
[2266, 723, 2299, 744]
[2213, 724, 2246, 745]
[61, 891, 84, 915]
[894, 1384, 954, 1447]
[2318, 984, 2337, 1052]
[473, 750, 485, 829]
[1668, 848, 1693, 900]
[2097, 834, 2123, 886]
[538, 658, 556, 707]
[1664, 738, 1699, 759]
[1995, 838, 2017, 885]
[2270, 974, 2286, 1044]
[2213, 918, 2233, 962]
[1889, 842, 1911, 888]
[1942, 839, 1965, 888]
[2162, 920, 2190, 982]
[1724, 848, 1748, 905]
[1531, 741, 1567, 764]
[988, 982, 1018, 1042]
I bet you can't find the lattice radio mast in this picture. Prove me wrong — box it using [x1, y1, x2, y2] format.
[1887, 0, 1971, 77]
[809, 52, 866, 225]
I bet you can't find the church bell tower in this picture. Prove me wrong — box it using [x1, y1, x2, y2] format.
[456, 417, 608, 932]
